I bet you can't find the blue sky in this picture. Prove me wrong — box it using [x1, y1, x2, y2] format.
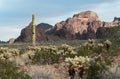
[0, 0, 120, 41]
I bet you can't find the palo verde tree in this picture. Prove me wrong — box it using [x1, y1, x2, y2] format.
[32, 14, 36, 46]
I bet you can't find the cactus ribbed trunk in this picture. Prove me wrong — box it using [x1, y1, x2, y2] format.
[32, 14, 36, 46]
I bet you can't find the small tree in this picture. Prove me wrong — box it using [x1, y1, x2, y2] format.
[32, 14, 36, 46]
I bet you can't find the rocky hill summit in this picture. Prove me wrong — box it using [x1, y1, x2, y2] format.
[47, 11, 120, 39]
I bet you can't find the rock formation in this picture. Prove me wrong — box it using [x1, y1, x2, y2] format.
[8, 38, 15, 44]
[111, 17, 120, 26]
[113, 17, 120, 22]
[47, 11, 120, 39]
[15, 11, 120, 42]
[15, 23, 53, 42]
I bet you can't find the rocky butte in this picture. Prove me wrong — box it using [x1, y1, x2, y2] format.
[47, 11, 120, 39]
[15, 11, 120, 42]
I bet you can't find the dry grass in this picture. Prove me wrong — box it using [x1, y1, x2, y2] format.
[21, 63, 69, 79]
[101, 63, 120, 79]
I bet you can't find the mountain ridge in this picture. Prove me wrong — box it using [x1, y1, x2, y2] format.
[46, 11, 120, 39]
[15, 11, 120, 42]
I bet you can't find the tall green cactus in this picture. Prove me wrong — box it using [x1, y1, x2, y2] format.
[32, 14, 36, 46]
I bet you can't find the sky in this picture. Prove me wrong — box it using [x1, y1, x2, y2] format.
[0, 0, 120, 41]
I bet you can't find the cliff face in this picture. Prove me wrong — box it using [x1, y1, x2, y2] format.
[15, 23, 53, 42]
[54, 11, 101, 34]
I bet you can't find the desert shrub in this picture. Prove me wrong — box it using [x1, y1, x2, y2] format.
[110, 63, 120, 78]
[19, 46, 41, 55]
[77, 39, 113, 56]
[77, 46, 94, 56]
[77, 39, 97, 56]
[32, 50, 60, 64]
[99, 63, 120, 79]
[0, 47, 20, 61]
[65, 54, 113, 79]
[87, 54, 112, 79]
[57, 44, 77, 61]
[104, 40, 112, 51]
[31, 44, 78, 64]
[65, 56, 90, 79]
[0, 59, 31, 79]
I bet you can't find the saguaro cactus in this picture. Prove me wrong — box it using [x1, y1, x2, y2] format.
[32, 14, 36, 46]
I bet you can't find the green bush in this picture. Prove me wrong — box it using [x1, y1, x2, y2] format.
[31, 45, 78, 64]
[32, 50, 60, 64]
[87, 54, 112, 79]
[0, 60, 31, 79]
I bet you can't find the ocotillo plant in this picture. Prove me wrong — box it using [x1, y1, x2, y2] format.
[32, 14, 36, 46]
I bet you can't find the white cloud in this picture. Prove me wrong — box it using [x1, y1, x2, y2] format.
[37, 1, 120, 26]
[0, 26, 21, 41]
[37, 1, 119, 25]
[91, 1, 120, 22]
[46, 1, 120, 24]
[38, 13, 74, 26]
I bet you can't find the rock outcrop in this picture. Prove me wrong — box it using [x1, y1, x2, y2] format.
[111, 17, 120, 26]
[47, 11, 120, 39]
[113, 17, 120, 22]
[15, 23, 53, 42]
[8, 38, 15, 44]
